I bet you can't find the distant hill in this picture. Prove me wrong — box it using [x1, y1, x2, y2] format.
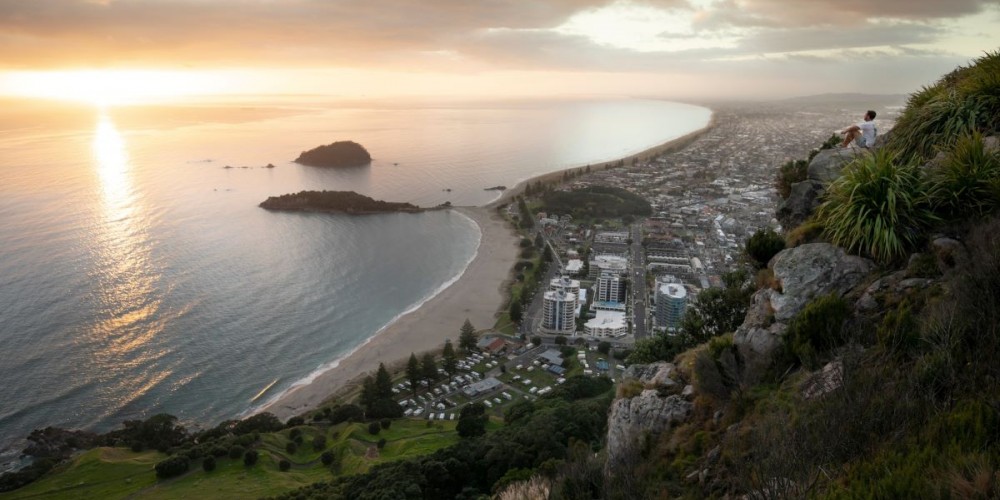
[777, 92, 907, 105]
[294, 141, 371, 167]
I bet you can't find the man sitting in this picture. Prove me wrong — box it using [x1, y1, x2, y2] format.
[839, 110, 877, 148]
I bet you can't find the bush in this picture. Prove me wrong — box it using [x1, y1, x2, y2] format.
[228, 445, 245, 459]
[278, 459, 291, 472]
[377, 438, 387, 449]
[285, 442, 297, 454]
[776, 159, 808, 198]
[929, 130, 1000, 218]
[816, 149, 937, 264]
[554, 336, 567, 346]
[329, 404, 364, 424]
[243, 450, 258, 467]
[155, 456, 190, 479]
[202, 456, 216, 472]
[367, 422, 381, 435]
[380, 418, 391, 430]
[531, 336, 542, 346]
[745, 228, 785, 267]
[285, 416, 305, 428]
[233, 412, 284, 435]
[321, 451, 335, 466]
[786, 294, 851, 368]
[289, 428, 301, 440]
[312, 435, 327, 451]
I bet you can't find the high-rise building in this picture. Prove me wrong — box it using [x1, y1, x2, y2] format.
[541, 290, 577, 334]
[596, 272, 627, 304]
[655, 282, 687, 332]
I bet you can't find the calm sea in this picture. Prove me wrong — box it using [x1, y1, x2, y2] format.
[0, 97, 710, 462]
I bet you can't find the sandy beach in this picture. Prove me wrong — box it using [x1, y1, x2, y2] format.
[260, 112, 715, 420]
[261, 206, 520, 420]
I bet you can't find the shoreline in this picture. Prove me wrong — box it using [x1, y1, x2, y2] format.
[488, 110, 717, 208]
[259, 110, 717, 420]
[258, 206, 520, 420]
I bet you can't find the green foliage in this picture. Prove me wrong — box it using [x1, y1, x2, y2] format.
[201, 456, 216, 472]
[155, 455, 190, 479]
[442, 339, 458, 377]
[459, 319, 477, 353]
[541, 185, 652, 219]
[285, 441, 297, 454]
[929, 130, 1000, 218]
[545, 376, 613, 401]
[509, 299, 523, 323]
[367, 422, 381, 435]
[278, 459, 291, 472]
[327, 404, 364, 425]
[681, 270, 753, 344]
[377, 438, 387, 449]
[312, 434, 326, 451]
[406, 353, 421, 394]
[457, 403, 488, 438]
[107, 413, 189, 453]
[374, 363, 393, 400]
[233, 412, 284, 436]
[785, 294, 851, 368]
[745, 228, 786, 267]
[420, 353, 438, 384]
[776, 159, 809, 198]
[626, 332, 692, 365]
[886, 50, 1000, 159]
[554, 335, 567, 346]
[597, 341, 611, 354]
[816, 149, 937, 264]
[531, 336, 542, 346]
[260, 190, 418, 213]
[320, 451, 335, 466]
[0, 458, 57, 492]
[243, 449, 259, 467]
[228, 445, 245, 459]
[877, 300, 921, 356]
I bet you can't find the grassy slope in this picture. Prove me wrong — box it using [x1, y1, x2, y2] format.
[1, 420, 463, 500]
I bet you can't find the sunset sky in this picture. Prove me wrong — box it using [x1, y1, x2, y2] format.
[0, 0, 998, 103]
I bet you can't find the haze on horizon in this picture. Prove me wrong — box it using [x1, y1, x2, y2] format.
[0, 0, 998, 105]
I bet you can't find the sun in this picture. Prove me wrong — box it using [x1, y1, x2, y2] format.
[0, 69, 229, 106]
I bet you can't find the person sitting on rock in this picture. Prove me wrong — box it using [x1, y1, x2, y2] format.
[839, 110, 877, 148]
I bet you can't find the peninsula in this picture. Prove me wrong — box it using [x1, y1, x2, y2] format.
[259, 190, 424, 214]
[294, 141, 371, 167]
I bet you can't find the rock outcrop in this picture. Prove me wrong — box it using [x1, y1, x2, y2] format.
[606, 363, 691, 470]
[777, 148, 865, 227]
[734, 243, 874, 381]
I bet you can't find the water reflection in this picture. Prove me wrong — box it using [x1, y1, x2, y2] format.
[88, 114, 171, 411]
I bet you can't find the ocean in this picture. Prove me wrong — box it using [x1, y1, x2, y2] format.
[0, 97, 710, 462]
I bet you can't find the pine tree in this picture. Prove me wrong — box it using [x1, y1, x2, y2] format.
[442, 340, 458, 378]
[510, 300, 523, 323]
[406, 353, 420, 394]
[359, 376, 376, 413]
[374, 363, 393, 399]
[420, 353, 438, 384]
[459, 319, 477, 353]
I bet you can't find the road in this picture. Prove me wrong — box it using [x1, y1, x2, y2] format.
[630, 223, 649, 339]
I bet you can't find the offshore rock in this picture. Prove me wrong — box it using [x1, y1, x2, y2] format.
[606, 363, 691, 470]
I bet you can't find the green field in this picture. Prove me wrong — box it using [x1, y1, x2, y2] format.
[1, 420, 462, 500]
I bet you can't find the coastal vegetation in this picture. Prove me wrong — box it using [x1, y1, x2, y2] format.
[293, 141, 371, 167]
[259, 190, 425, 215]
[540, 185, 651, 220]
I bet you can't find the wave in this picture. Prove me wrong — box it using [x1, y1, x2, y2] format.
[242, 211, 483, 417]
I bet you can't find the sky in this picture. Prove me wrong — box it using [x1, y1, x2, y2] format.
[0, 0, 998, 103]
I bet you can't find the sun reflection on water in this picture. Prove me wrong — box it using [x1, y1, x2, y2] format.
[88, 113, 173, 411]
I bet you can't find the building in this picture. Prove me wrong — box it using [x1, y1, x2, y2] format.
[564, 259, 584, 276]
[476, 336, 507, 355]
[584, 310, 628, 337]
[549, 276, 581, 299]
[596, 272, 627, 303]
[537, 349, 565, 366]
[463, 377, 503, 397]
[655, 282, 688, 332]
[588, 254, 628, 278]
[541, 289, 577, 334]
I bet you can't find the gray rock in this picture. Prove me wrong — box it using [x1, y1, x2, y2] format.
[807, 148, 859, 183]
[623, 362, 678, 389]
[932, 237, 964, 269]
[776, 179, 823, 228]
[606, 391, 692, 468]
[802, 360, 844, 399]
[985, 135, 999, 154]
[769, 243, 874, 322]
[682, 384, 695, 399]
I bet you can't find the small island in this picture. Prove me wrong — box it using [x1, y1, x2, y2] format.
[260, 190, 428, 214]
[294, 141, 372, 167]
[484, 185, 507, 191]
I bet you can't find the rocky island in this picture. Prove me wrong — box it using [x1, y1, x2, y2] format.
[259, 190, 431, 214]
[294, 141, 371, 167]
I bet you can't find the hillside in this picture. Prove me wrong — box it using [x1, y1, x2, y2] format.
[294, 141, 371, 167]
[259, 190, 426, 214]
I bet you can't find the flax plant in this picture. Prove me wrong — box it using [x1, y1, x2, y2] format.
[816, 150, 937, 264]
[930, 131, 1000, 218]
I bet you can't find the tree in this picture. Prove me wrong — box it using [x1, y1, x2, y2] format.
[279, 459, 291, 472]
[359, 376, 377, 412]
[406, 353, 421, 394]
[155, 456, 189, 479]
[375, 363, 393, 399]
[313, 435, 327, 451]
[442, 340, 458, 378]
[459, 319, 477, 353]
[534, 232, 545, 249]
[531, 336, 542, 346]
[243, 450, 259, 467]
[597, 341, 611, 355]
[745, 228, 786, 268]
[555, 335, 567, 346]
[368, 421, 381, 435]
[421, 353, 439, 384]
[457, 403, 488, 438]
[682, 270, 752, 344]
[510, 300, 523, 323]
[202, 456, 216, 472]
[321, 451, 335, 466]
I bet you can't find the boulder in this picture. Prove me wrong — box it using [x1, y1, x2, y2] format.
[807, 148, 858, 183]
[776, 180, 824, 228]
[606, 362, 691, 470]
[769, 243, 874, 322]
[801, 360, 844, 399]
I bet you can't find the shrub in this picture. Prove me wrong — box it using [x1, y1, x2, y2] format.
[285, 416, 305, 428]
[233, 412, 284, 435]
[816, 149, 936, 264]
[321, 451, 335, 466]
[929, 131, 1000, 218]
[328, 404, 364, 425]
[380, 418, 391, 429]
[745, 228, 786, 267]
[367, 422, 381, 435]
[155, 456, 190, 479]
[279, 459, 291, 472]
[289, 428, 301, 440]
[228, 445, 245, 459]
[202, 456, 216, 472]
[312, 435, 326, 451]
[243, 450, 258, 467]
[377, 438, 387, 449]
[554, 336, 567, 346]
[785, 294, 851, 368]
[776, 159, 808, 198]
[285, 442, 297, 454]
